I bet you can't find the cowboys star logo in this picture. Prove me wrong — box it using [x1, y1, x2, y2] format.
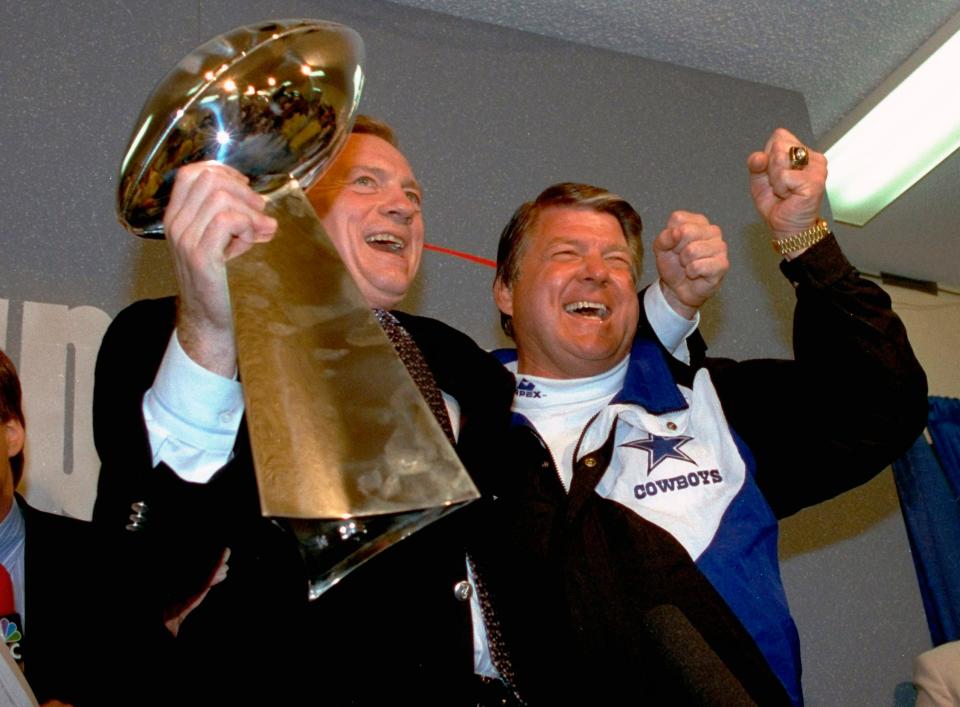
[620, 434, 696, 475]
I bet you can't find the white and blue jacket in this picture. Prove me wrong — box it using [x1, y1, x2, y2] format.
[478, 236, 927, 706]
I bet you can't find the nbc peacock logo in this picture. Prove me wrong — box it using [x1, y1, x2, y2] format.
[1, 617, 21, 644]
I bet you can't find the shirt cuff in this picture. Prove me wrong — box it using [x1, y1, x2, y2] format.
[143, 330, 244, 481]
[644, 281, 699, 364]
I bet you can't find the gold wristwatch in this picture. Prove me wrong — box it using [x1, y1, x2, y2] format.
[771, 219, 830, 256]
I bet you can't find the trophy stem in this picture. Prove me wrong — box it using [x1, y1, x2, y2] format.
[226, 181, 479, 597]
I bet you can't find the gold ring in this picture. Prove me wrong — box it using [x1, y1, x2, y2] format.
[789, 145, 809, 169]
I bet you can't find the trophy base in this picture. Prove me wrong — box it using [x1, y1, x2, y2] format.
[287, 504, 465, 600]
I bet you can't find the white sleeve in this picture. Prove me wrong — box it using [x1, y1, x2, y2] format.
[643, 281, 700, 365]
[141, 330, 245, 483]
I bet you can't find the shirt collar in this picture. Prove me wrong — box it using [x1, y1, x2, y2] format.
[494, 325, 688, 419]
[509, 356, 627, 412]
[0, 499, 25, 567]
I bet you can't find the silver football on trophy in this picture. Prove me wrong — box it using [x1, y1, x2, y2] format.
[116, 19, 364, 236]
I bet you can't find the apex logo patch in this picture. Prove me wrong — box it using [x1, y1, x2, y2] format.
[620, 433, 696, 475]
[516, 378, 543, 398]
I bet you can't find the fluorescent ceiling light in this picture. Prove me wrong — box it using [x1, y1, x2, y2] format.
[823, 13, 960, 226]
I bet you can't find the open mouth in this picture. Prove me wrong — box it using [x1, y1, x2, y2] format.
[365, 233, 405, 253]
[564, 300, 609, 320]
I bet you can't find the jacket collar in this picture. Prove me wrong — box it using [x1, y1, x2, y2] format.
[613, 330, 688, 414]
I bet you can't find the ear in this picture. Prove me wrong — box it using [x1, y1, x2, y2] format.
[493, 277, 514, 317]
[3, 419, 23, 458]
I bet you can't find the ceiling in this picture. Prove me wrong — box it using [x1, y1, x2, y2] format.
[386, 0, 960, 290]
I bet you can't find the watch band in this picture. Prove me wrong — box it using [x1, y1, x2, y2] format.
[771, 219, 830, 255]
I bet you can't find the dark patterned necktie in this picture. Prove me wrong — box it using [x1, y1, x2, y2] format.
[374, 309, 520, 700]
[467, 553, 521, 699]
[373, 309, 456, 443]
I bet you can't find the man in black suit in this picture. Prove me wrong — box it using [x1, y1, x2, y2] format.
[93, 117, 520, 704]
[0, 348, 173, 705]
[92, 116, 715, 704]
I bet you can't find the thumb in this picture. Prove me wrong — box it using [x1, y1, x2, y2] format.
[746, 151, 767, 175]
[654, 226, 680, 253]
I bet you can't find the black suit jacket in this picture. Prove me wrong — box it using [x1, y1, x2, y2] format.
[18, 495, 173, 705]
[92, 297, 515, 705]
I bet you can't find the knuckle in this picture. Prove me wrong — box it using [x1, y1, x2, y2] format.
[166, 214, 189, 245]
[195, 168, 224, 191]
[175, 163, 201, 184]
[209, 209, 241, 232]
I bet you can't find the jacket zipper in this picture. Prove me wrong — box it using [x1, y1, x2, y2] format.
[524, 409, 608, 493]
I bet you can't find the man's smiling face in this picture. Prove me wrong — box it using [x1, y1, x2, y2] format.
[307, 133, 424, 309]
[494, 205, 639, 379]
